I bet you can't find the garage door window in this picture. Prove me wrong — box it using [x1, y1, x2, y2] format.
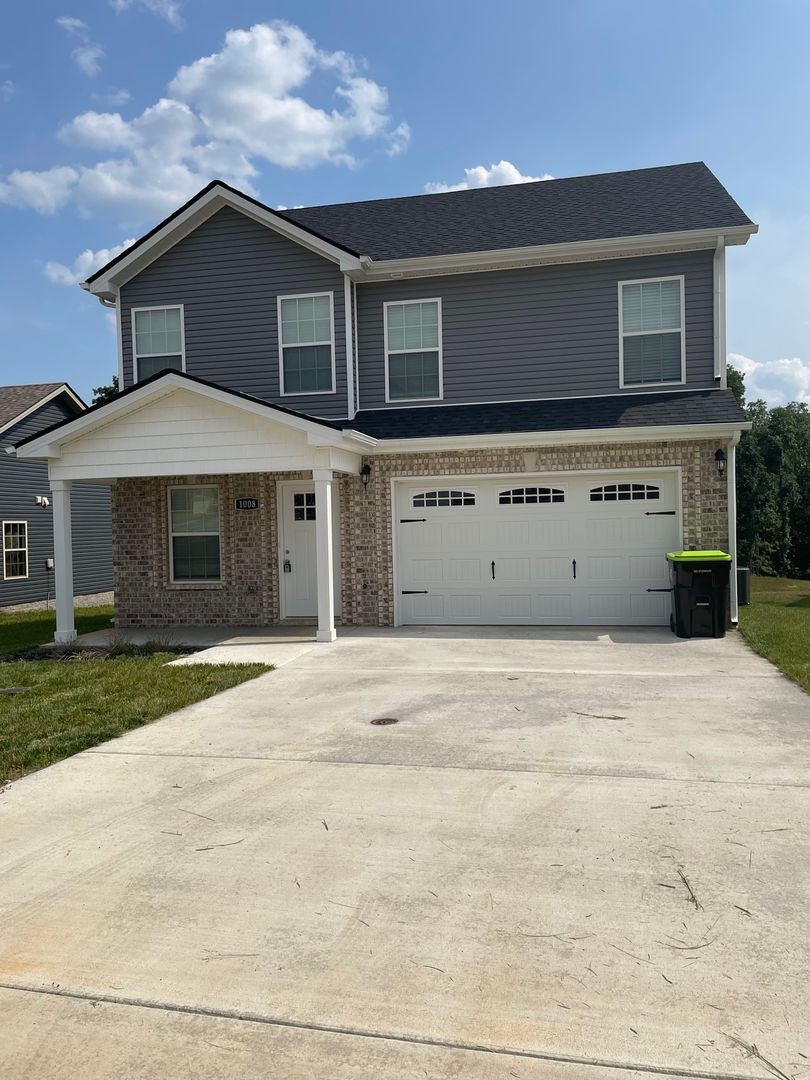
[413, 489, 475, 508]
[590, 483, 660, 502]
[499, 486, 565, 505]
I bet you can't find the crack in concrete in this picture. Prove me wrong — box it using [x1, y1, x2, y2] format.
[0, 981, 762, 1080]
[82, 749, 810, 789]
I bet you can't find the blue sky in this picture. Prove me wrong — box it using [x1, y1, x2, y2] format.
[1, 0, 808, 405]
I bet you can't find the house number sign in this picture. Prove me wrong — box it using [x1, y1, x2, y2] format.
[235, 497, 260, 511]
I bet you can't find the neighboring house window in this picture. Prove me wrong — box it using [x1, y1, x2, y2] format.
[412, 490, 475, 508]
[168, 486, 220, 582]
[133, 306, 185, 380]
[278, 293, 335, 395]
[590, 483, 660, 502]
[2, 521, 28, 580]
[385, 299, 442, 401]
[499, 486, 565, 505]
[619, 277, 685, 387]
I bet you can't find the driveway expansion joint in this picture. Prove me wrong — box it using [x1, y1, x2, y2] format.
[82, 749, 810, 789]
[0, 982, 763, 1080]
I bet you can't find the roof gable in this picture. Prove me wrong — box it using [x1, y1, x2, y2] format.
[0, 383, 84, 436]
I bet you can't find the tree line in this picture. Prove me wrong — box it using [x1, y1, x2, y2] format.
[728, 366, 810, 580]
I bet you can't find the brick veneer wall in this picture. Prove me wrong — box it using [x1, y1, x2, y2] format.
[111, 439, 728, 628]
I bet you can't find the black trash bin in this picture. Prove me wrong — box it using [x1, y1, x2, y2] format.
[737, 566, 751, 606]
[667, 550, 732, 638]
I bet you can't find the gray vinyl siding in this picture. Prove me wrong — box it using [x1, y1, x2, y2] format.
[356, 250, 715, 408]
[120, 206, 349, 419]
[1, 397, 112, 607]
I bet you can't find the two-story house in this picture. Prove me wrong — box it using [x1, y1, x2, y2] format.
[14, 162, 755, 644]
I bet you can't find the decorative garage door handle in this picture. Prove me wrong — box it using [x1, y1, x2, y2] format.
[645, 510, 676, 516]
[572, 558, 577, 580]
[491, 560, 496, 580]
[399, 518, 427, 523]
[401, 590, 429, 594]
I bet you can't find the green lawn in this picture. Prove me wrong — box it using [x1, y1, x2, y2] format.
[0, 653, 269, 781]
[0, 604, 115, 657]
[738, 576, 810, 693]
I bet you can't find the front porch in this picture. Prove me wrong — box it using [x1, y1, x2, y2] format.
[13, 373, 375, 645]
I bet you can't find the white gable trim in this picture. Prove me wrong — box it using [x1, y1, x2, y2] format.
[84, 185, 364, 297]
[15, 373, 375, 463]
[0, 384, 85, 438]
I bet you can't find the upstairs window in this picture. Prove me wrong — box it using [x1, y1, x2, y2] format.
[133, 306, 185, 380]
[619, 277, 685, 387]
[385, 299, 442, 401]
[169, 486, 221, 582]
[278, 293, 335, 395]
[3, 521, 28, 580]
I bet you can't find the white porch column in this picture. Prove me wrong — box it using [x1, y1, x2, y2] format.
[50, 479, 77, 643]
[313, 469, 336, 643]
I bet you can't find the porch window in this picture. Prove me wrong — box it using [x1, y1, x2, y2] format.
[385, 299, 442, 401]
[2, 521, 28, 580]
[278, 293, 335, 395]
[619, 277, 685, 386]
[169, 486, 220, 582]
[133, 306, 185, 380]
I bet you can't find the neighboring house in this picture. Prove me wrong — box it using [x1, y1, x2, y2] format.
[14, 162, 755, 643]
[1, 383, 112, 607]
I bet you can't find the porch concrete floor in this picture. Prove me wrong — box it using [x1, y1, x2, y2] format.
[1, 627, 808, 1078]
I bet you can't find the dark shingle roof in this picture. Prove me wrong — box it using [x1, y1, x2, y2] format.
[0, 383, 66, 430]
[350, 390, 746, 440]
[281, 162, 752, 261]
[86, 162, 753, 284]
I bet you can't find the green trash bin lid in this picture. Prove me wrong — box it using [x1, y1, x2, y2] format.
[666, 550, 732, 562]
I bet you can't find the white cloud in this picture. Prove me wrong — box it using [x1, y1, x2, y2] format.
[44, 237, 137, 285]
[0, 166, 79, 214]
[3, 21, 407, 226]
[95, 88, 132, 107]
[0, 79, 15, 103]
[424, 160, 553, 194]
[110, 0, 184, 28]
[167, 23, 399, 168]
[56, 15, 104, 77]
[73, 43, 105, 76]
[386, 121, 410, 157]
[729, 353, 810, 407]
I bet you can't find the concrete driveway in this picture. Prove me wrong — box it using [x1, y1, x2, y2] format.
[2, 627, 808, 1079]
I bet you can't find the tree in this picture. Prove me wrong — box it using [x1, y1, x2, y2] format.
[730, 363, 810, 579]
[91, 375, 119, 405]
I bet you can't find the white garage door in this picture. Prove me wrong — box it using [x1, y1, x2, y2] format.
[395, 472, 680, 626]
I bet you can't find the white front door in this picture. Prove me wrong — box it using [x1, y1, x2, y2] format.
[280, 483, 341, 618]
[395, 472, 680, 626]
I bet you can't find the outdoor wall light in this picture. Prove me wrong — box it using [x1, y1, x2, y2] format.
[360, 463, 372, 486]
[715, 448, 727, 476]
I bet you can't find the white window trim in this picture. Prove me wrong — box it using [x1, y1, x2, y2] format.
[277, 291, 337, 397]
[167, 485, 222, 585]
[2, 520, 29, 581]
[618, 275, 686, 389]
[384, 298, 444, 404]
[132, 304, 186, 383]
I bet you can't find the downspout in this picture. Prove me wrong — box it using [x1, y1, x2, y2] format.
[343, 273, 355, 420]
[713, 236, 726, 387]
[727, 431, 740, 624]
[352, 279, 360, 414]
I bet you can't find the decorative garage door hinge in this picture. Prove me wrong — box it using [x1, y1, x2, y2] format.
[399, 518, 427, 523]
[645, 510, 676, 516]
[401, 590, 429, 594]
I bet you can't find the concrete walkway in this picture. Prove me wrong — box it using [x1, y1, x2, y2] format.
[2, 627, 808, 1078]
